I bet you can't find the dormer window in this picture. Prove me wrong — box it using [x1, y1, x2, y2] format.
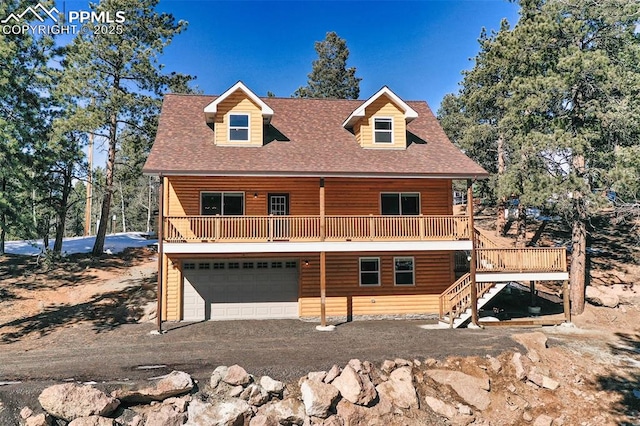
[229, 114, 249, 141]
[374, 117, 393, 143]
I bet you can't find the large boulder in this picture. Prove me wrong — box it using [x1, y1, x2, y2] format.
[145, 403, 187, 426]
[257, 397, 305, 426]
[331, 365, 377, 406]
[38, 383, 119, 421]
[240, 384, 270, 406]
[586, 286, 619, 308]
[185, 399, 252, 426]
[375, 366, 419, 410]
[67, 416, 115, 426]
[112, 371, 194, 403]
[259, 376, 285, 396]
[425, 369, 491, 411]
[300, 379, 340, 418]
[223, 365, 252, 386]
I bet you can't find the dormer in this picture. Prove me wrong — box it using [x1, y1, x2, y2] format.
[343, 87, 418, 150]
[204, 81, 274, 147]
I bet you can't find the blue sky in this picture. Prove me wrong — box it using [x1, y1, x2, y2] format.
[150, 0, 520, 111]
[52, 0, 520, 110]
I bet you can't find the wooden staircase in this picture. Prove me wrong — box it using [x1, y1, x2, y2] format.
[437, 228, 507, 328]
[438, 273, 507, 328]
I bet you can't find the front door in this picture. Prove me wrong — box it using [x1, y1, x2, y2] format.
[268, 194, 290, 239]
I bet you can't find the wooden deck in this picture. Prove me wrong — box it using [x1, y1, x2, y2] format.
[164, 215, 471, 243]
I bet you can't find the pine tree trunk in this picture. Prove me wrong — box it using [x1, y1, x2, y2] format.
[515, 202, 526, 248]
[53, 164, 73, 252]
[119, 182, 126, 233]
[495, 134, 506, 237]
[570, 193, 587, 315]
[0, 177, 5, 255]
[92, 112, 117, 256]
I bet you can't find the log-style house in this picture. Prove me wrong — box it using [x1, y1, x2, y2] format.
[143, 82, 569, 328]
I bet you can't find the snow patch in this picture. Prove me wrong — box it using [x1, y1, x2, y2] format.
[4, 232, 157, 256]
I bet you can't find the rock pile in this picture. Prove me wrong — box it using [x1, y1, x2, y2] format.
[19, 332, 594, 425]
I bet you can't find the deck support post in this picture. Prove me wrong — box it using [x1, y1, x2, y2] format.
[563, 280, 571, 322]
[530, 280, 536, 306]
[156, 175, 164, 334]
[319, 178, 327, 328]
[467, 179, 479, 326]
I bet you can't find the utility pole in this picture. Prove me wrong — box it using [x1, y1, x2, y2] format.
[84, 131, 94, 236]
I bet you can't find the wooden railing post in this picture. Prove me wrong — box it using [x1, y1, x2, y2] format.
[369, 214, 374, 241]
[268, 214, 274, 241]
[419, 214, 425, 240]
[215, 215, 221, 240]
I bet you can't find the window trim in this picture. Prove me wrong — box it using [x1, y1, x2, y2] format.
[200, 191, 245, 216]
[394, 256, 415, 286]
[228, 112, 250, 142]
[373, 117, 394, 144]
[359, 257, 381, 287]
[380, 192, 421, 215]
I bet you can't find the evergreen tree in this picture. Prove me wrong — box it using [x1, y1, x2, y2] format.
[294, 31, 361, 99]
[442, 0, 640, 314]
[56, 0, 194, 256]
[0, 1, 54, 254]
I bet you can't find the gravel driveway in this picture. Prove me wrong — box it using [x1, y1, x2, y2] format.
[0, 319, 522, 384]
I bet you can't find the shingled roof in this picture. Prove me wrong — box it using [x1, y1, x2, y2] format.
[143, 93, 488, 178]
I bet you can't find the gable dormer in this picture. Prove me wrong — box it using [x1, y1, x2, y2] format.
[204, 81, 274, 147]
[343, 87, 418, 150]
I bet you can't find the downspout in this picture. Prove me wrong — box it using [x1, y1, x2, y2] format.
[467, 179, 480, 327]
[156, 175, 164, 334]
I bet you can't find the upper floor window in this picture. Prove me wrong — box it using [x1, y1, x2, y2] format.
[374, 117, 393, 143]
[229, 113, 249, 141]
[201, 192, 244, 215]
[381, 193, 420, 215]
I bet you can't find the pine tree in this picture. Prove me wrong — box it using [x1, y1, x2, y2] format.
[56, 0, 194, 256]
[0, 1, 53, 254]
[294, 32, 361, 99]
[443, 0, 640, 314]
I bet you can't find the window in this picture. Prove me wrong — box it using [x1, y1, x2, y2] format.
[201, 192, 244, 216]
[394, 257, 415, 286]
[374, 117, 393, 143]
[212, 262, 225, 270]
[381, 193, 420, 215]
[359, 258, 380, 286]
[285, 261, 297, 269]
[198, 262, 210, 270]
[271, 262, 283, 269]
[228, 262, 240, 269]
[242, 262, 254, 269]
[183, 262, 195, 270]
[256, 262, 269, 269]
[229, 113, 249, 141]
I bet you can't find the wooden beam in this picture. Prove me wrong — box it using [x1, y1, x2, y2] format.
[156, 175, 164, 333]
[563, 280, 571, 322]
[319, 178, 326, 327]
[320, 251, 327, 327]
[467, 179, 478, 326]
[480, 318, 565, 327]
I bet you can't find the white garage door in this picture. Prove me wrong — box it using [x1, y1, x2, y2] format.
[182, 259, 299, 321]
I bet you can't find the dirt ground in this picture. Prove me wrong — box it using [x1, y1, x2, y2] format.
[0, 212, 639, 424]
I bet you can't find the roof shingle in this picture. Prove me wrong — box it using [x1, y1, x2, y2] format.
[143, 94, 488, 178]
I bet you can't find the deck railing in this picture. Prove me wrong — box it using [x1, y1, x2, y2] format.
[164, 215, 470, 243]
[476, 248, 567, 273]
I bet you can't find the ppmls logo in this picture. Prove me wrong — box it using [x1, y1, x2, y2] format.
[2, 2, 126, 35]
[1, 3, 60, 24]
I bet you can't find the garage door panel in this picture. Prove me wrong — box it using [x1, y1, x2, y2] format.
[182, 259, 299, 321]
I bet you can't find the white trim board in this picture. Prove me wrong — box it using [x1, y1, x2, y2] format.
[163, 240, 472, 254]
[476, 272, 569, 282]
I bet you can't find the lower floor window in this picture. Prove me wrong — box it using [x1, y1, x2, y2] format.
[359, 257, 380, 286]
[394, 257, 415, 286]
